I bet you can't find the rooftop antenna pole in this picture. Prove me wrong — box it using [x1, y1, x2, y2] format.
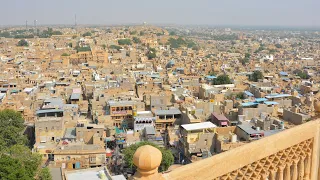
[26, 20, 28, 30]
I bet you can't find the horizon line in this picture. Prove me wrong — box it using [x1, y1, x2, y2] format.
[1, 23, 320, 30]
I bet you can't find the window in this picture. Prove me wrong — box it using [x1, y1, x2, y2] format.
[89, 156, 96, 163]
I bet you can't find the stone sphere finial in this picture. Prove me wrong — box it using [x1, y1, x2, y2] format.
[132, 145, 164, 180]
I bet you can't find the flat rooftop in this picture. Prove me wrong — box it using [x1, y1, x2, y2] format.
[65, 167, 126, 180]
[54, 144, 105, 154]
[181, 122, 216, 131]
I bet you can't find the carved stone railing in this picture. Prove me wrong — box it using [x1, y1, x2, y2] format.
[132, 120, 320, 180]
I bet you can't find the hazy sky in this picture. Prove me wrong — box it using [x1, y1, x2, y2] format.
[1, 0, 319, 27]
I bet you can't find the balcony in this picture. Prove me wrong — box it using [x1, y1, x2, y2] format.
[132, 120, 320, 179]
[155, 118, 176, 123]
[111, 110, 132, 115]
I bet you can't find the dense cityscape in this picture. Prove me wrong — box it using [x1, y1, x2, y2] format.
[1, 1, 320, 180]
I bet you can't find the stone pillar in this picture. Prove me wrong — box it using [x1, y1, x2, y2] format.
[269, 170, 276, 180]
[304, 153, 311, 180]
[260, 173, 268, 180]
[278, 165, 285, 180]
[131, 145, 164, 180]
[299, 156, 305, 180]
[284, 163, 291, 180]
[292, 159, 299, 180]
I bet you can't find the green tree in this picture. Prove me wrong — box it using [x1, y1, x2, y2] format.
[39, 28, 63, 38]
[82, 32, 92, 37]
[0, 110, 27, 151]
[118, 39, 132, 45]
[156, 32, 163, 36]
[166, 37, 187, 48]
[109, 45, 122, 51]
[38, 167, 52, 180]
[236, 92, 245, 99]
[269, 49, 276, 54]
[14, 34, 34, 39]
[0, 110, 45, 180]
[123, 142, 174, 172]
[250, 71, 264, 82]
[75, 45, 91, 52]
[208, 71, 216, 76]
[297, 71, 309, 79]
[68, 43, 73, 48]
[186, 39, 197, 48]
[0, 31, 11, 38]
[61, 53, 70, 56]
[51, 31, 63, 35]
[255, 44, 265, 53]
[139, 31, 145, 36]
[245, 53, 251, 59]
[101, 44, 107, 50]
[8, 145, 42, 179]
[169, 31, 176, 36]
[146, 48, 156, 59]
[132, 37, 141, 44]
[212, 34, 238, 41]
[130, 30, 137, 35]
[106, 29, 112, 33]
[0, 155, 29, 180]
[192, 46, 200, 51]
[17, 39, 29, 47]
[213, 75, 232, 85]
[275, 44, 282, 48]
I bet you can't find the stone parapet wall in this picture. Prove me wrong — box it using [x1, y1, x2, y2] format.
[161, 120, 320, 180]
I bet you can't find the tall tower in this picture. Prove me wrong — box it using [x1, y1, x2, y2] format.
[34, 20, 37, 36]
[75, 14, 77, 27]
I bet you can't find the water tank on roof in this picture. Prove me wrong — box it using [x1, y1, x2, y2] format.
[191, 110, 195, 115]
[230, 134, 237, 143]
[75, 162, 81, 169]
[67, 162, 73, 169]
[280, 124, 285, 130]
